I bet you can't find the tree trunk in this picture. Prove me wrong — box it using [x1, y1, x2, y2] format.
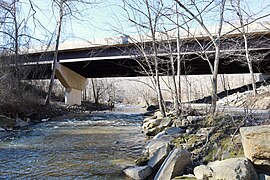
[175, 0, 226, 115]
[167, 33, 180, 115]
[14, 1, 18, 80]
[44, 0, 64, 106]
[91, 78, 99, 104]
[211, 42, 220, 115]
[234, 0, 257, 96]
[146, 0, 166, 117]
[176, 5, 182, 114]
[211, 0, 226, 115]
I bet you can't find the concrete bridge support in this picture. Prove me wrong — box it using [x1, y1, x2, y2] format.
[55, 63, 88, 105]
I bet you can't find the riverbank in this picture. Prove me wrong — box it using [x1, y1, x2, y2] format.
[0, 100, 112, 140]
[123, 108, 270, 179]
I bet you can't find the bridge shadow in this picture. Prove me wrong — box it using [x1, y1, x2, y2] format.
[193, 78, 270, 104]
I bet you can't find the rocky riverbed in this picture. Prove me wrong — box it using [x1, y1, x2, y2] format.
[124, 109, 270, 179]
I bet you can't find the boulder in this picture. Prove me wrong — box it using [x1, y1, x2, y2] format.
[186, 116, 204, 124]
[143, 118, 162, 132]
[147, 118, 162, 129]
[165, 127, 185, 136]
[194, 157, 258, 180]
[152, 127, 184, 140]
[0, 115, 15, 130]
[194, 165, 213, 180]
[153, 131, 166, 139]
[148, 143, 171, 170]
[196, 127, 214, 136]
[172, 118, 182, 128]
[240, 125, 270, 167]
[142, 139, 171, 158]
[159, 117, 173, 128]
[154, 111, 163, 118]
[15, 118, 30, 128]
[124, 165, 153, 180]
[181, 119, 189, 127]
[135, 157, 149, 166]
[145, 126, 162, 136]
[154, 148, 191, 180]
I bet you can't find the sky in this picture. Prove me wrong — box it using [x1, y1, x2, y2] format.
[3, 0, 270, 48]
[19, 0, 130, 45]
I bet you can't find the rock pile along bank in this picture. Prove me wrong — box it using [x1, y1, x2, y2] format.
[123, 109, 270, 180]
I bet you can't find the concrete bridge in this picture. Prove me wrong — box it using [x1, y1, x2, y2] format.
[11, 26, 270, 105]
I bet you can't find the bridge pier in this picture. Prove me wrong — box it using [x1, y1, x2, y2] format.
[65, 88, 82, 105]
[55, 63, 88, 106]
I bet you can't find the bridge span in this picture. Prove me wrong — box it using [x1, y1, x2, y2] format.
[11, 29, 270, 105]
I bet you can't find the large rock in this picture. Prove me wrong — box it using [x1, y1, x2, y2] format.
[143, 118, 162, 130]
[172, 118, 182, 128]
[148, 143, 171, 171]
[153, 127, 184, 140]
[159, 117, 173, 128]
[124, 165, 153, 180]
[240, 125, 270, 167]
[0, 115, 15, 130]
[186, 116, 204, 124]
[153, 131, 166, 139]
[154, 148, 191, 180]
[165, 127, 185, 136]
[145, 126, 162, 136]
[142, 139, 171, 158]
[194, 157, 258, 180]
[196, 127, 214, 136]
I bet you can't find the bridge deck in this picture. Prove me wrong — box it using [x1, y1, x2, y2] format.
[9, 31, 270, 79]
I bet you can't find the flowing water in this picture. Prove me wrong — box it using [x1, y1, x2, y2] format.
[0, 107, 147, 179]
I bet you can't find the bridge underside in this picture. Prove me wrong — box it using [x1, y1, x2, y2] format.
[9, 32, 270, 105]
[25, 52, 270, 80]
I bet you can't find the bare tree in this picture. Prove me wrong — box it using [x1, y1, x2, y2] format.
[174, 0, 227, 115]
[0, 0, 30, 79]
[163, 31, 181, 115]
[44, 0, 100, 106]
[121, 0, 167, 117]
[227, 0, 270, 96]
[90, 78, 113, 104]
[44, 0, 64, 106]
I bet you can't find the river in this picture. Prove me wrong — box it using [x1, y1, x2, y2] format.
[0, 106, 147, 179]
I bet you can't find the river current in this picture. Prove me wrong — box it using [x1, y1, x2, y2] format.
[0, 107, 147, 179]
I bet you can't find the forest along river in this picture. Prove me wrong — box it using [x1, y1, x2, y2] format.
[0, 106, 147, 179]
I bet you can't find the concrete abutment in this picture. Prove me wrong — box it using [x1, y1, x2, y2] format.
[55, 63, 88, 105]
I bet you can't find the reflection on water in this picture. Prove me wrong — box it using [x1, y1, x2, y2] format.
[0, 111, 146, 179]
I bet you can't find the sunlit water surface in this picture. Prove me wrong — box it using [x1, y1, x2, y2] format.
[0, 109, 146, 179]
